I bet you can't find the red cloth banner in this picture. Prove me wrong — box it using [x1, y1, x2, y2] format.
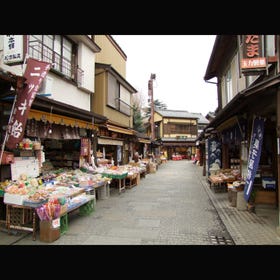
[6, 57, 51, 149]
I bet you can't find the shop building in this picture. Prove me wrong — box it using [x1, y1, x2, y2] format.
[0, 35, 151, 241]
[150, 109, 208, 160]
[93, 35, 139, 165]
[0, 35, 107, 178]
[199, 35, 280, 233]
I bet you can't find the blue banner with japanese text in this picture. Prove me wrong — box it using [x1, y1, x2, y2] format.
[244, 116, 265, 202]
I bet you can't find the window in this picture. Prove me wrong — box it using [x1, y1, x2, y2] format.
[28, 35, 79, 81]
[107, 73, 131, 116]
[108, 73, 119, 107]
[164, 121, 197, 136]
[225, 68, 232, 103]
[265, 35, 275, 57]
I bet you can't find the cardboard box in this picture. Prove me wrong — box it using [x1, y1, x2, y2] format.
[39, 218, 60, 242]
[149, 163, 157, 173]
[4, 193, 29, 205]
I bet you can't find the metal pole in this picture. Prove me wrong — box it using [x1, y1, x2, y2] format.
[149, 73, 156, 141]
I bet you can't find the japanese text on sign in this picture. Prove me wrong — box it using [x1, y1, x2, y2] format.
[6, 58, 51, 149]
[244, 117, 265, 202]
[241, 35, 266, 70]
[3, 35, 24, 65]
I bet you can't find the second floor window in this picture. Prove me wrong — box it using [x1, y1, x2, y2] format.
[225, 68, 232, 103]
[107, 73, 131, 116]
[28, 35, 77, 80]
[164, 122, 197, 136]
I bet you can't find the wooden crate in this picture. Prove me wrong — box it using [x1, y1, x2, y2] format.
[255, 190, 277, 205]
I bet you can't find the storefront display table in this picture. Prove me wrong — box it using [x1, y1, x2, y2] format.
[6, 203, 38, 241]
[101, 172, 128, 194]
[125, 172, 139, 188]
[0, 191, 6, 225]
[94, 181, 110, 199]
[208, 175, 228, 192]
[82, 181, 110, 200]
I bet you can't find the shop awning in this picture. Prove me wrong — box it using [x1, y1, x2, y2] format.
[138, 138, 151, 144]
[106, 124, 134, 135]
[161, 142, 194, 147]
[32, 95, 107, 124]
[28, 109, 97, 130]
[216, 116, 238, 132]
[206, 74, 280, 130]
[98, 138, 123, 146]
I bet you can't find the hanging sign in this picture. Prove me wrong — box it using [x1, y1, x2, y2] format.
[6, 58, 51, 149]
[3, 35, 24, 65]
[244, 116, 265, 202]
[241, 35, 267, 75]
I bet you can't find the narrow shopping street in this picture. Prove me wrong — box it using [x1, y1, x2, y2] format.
[4, 160, 234, 245]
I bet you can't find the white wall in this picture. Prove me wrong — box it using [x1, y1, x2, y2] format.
[0, 35, 94, 112]
[220, 52, 251, 109]
[78, 42, 95, 92]
[45, 72, 91, 111]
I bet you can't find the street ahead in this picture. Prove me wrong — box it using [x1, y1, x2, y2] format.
[10, 160, 234, 245]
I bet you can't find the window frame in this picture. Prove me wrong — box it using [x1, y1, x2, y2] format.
[28, 35, 80, 83]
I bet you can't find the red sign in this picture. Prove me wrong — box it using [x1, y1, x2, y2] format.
[241, 57, 266, 69]
[241, 35, 267, 72]
[6, 58, 51, 149]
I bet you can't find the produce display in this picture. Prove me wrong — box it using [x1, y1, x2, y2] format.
[1, 163, 142, 209]
[1, 168, 112, 207]
[36, 198, 61, 221]
[209, 168, 242, 185]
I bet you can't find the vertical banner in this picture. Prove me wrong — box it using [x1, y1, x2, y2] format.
[244, 116, 265, 202]
[207, 136, 221, 176]
[6, 58, 51, 149]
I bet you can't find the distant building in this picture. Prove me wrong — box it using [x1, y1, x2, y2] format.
[148, 109, 209, 159]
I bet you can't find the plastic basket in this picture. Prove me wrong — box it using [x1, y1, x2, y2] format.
[60, 214, 68, 235]
[78, 199, 94, 216]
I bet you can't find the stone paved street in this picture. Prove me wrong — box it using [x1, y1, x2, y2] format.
[1, 160, 280, 246]
[4, 160, 233, 245]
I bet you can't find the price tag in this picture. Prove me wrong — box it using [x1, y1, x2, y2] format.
[52, 218, 60, 228]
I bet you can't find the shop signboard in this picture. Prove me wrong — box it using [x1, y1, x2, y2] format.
[240, 35, 267, 75]
[6, 57, 51, 149]
[244, 116, 265, 202]
[3, 35, 24, 65]
[11, 157, 39, 180]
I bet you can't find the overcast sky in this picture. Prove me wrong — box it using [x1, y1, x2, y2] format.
[112, 35, 218, 116]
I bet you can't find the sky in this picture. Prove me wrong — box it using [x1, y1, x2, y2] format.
[112, 35, 218, 117]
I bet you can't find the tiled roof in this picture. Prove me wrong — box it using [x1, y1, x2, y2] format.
[155, 109, 209, 124]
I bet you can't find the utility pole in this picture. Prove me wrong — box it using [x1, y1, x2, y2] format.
[148, 73, 156, 141]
